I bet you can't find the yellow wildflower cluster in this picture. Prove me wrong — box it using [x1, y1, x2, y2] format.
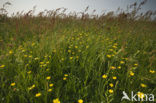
[63, 74, 68, 80]
[53, 98, 60, 103]
[11, 82, 16, 86]
[149, 70, 155, 74]
[35, 93, 41, 97]
[46, 76, 51, 80]
[137, 92, 145, 99]
[78, 99, 83, 103]
[102, 74, 107, 79]
[0, 65, 5, 68]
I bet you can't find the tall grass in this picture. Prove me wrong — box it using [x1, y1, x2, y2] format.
[0, 0, 156, 103]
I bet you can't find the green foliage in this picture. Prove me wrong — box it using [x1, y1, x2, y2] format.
[0, 13, 156, 103]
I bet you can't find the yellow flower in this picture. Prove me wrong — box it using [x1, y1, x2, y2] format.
[70, 57, 73, 60]
[27, 71, 32, 74]
[140, 83, 147, 88]
[149, 70, 155, 74]
[112, 76, 117, 80]
[120, 61, 125, 64]
[32, 43, 35, 46]
[0, 65, 5, 68]
[64, 74, 68, 77]
[78, 99, 83, 103]
[40, 65, 43, 67]
[109, 83, 114, 87]
[29, 55, 32, 58]
[102, 74, 107, 79]
[9, 50, 13, 54]
[130, 71, 134, 76]
[53, 98, 60, 103]
[22, 49, 25, 52]
[40, 62, 44, 65]
[34, 57, 39, 60]
[68, 50, 71, 53]
[112, 45, 117, 49]
[35, 93, 41, 97]
[48, 89, 52, 92]
[76, 56, 79, 59]
[11, 82, 16, 86]
[110, 66, 116, 70]
[109, 89, 113, 93]
[28, 84, 35, 90]
[46, 61, 50, 64]
[63, 77, 67, 80]
[75, 46, 78, 49]
[32, 84, 35, 88]
[106, 55, 111, 58]
[46, 76, 51, 80]
[137, 92, 145, 99]
[49, 83, 54, 87]
[86, 45, 89, 49]
[117, 66, 121, 69]
[134, 63, 138, 66]
[43, 64, 47, 67]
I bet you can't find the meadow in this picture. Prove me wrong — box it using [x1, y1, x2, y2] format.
[0, 2, 156, 103]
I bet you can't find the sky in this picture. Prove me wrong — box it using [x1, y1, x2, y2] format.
[0, 0, 156, 15]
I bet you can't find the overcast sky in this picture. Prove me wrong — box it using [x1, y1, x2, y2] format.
[0, 0, 156, 15]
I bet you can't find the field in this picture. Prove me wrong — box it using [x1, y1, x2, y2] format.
[0, 3, 156, 103]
